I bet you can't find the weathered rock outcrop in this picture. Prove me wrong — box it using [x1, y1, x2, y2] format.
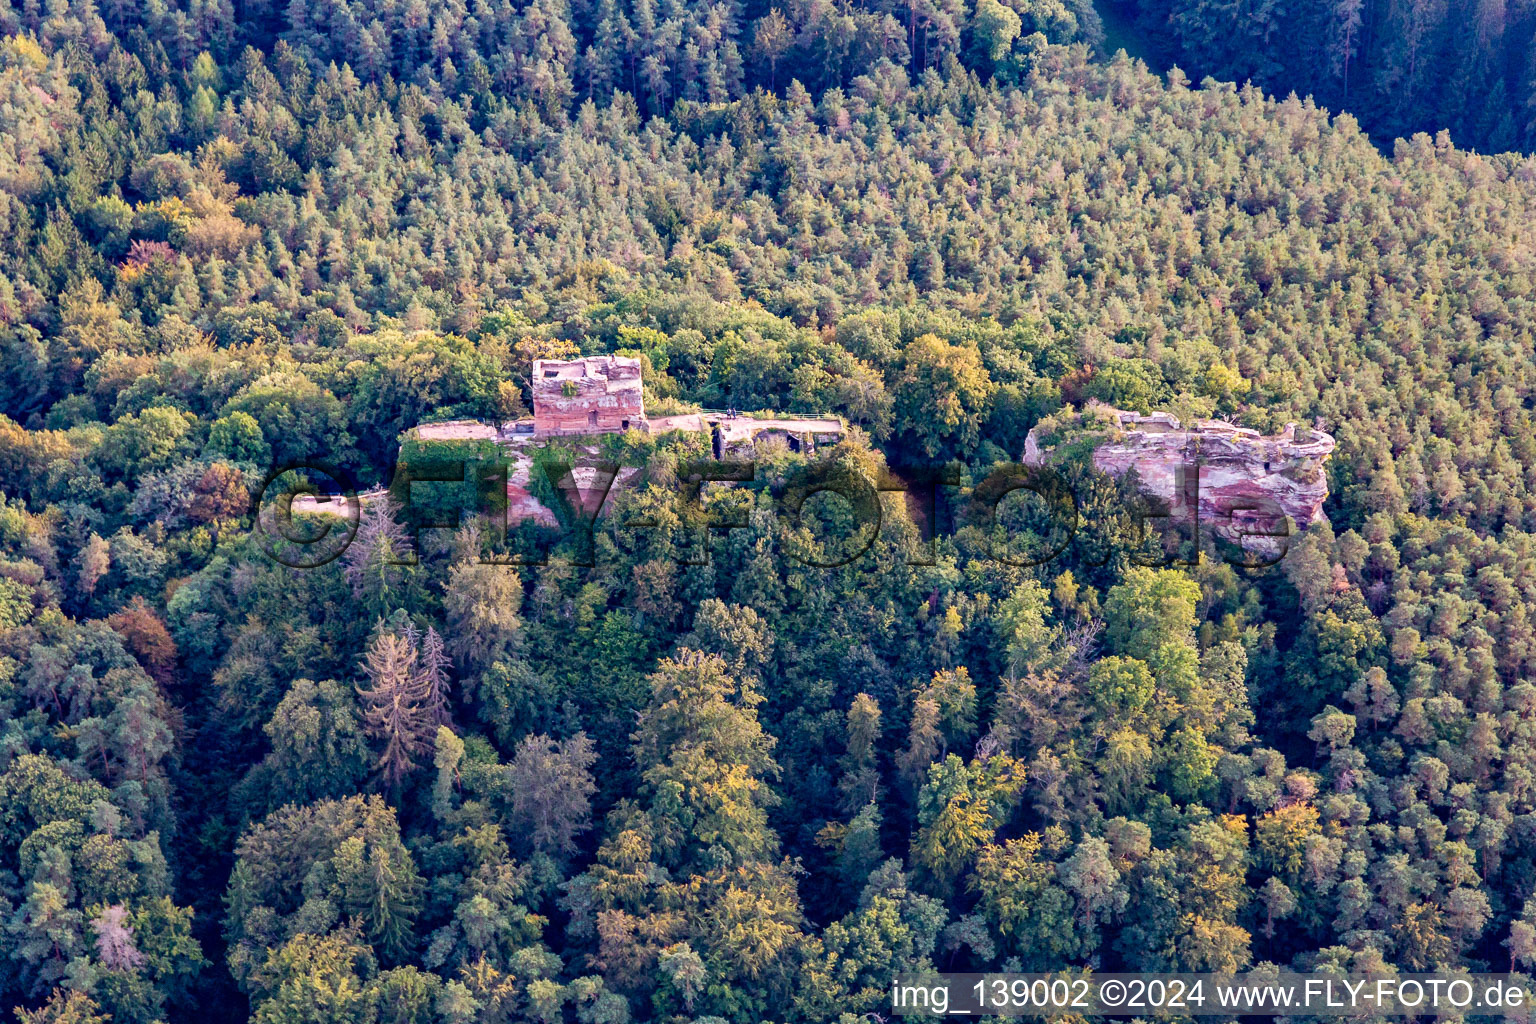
[1024, 405, 1335, 544]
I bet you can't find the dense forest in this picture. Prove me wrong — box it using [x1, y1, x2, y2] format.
[3, 0, 1536, 1022]
[1109, 0, 1536, 155]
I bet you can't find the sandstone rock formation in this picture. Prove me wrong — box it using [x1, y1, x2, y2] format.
[1024, 404, 1335, 546]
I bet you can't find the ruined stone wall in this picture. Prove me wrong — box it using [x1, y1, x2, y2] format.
[532, 357, 645, 436]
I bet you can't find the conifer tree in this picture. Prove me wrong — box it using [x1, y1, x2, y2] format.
[356, 630, 431, 787]
[343, 498, 413, 614]
[837, 693, 883, 814]
[417, 625, 452, 727]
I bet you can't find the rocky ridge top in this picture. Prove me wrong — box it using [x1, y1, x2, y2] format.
[1024, 404, 1336, 546]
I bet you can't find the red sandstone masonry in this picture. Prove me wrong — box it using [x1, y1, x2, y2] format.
[532, 356, 645, 436]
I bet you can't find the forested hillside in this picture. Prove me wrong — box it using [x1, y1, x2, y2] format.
[3, 1, 1536, 1022]
[1109, 0, 1536, 155]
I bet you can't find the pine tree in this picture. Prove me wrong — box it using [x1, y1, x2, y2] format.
[417, 625, 452, 727]
[343, 498, 414, 613]
[443, 558, 522, 679]
[356, 631, 431, 787]
[836, 693, 883, 814]
[754, 9, 792, 90]
[1330, 0, 1364, 98]
[896, 697, 942, 798]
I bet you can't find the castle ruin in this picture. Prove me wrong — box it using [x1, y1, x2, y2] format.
[532, 356, 646, 436]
